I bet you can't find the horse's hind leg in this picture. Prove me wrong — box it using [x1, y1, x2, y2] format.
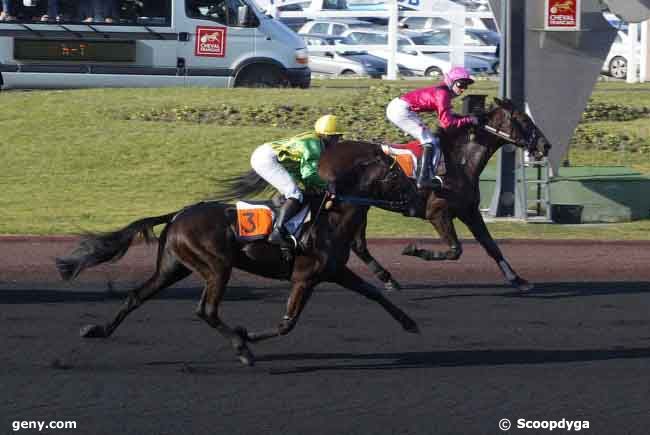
[402, 208, 463, 261]
[352, 215, 401, 291]
[80, 251, 191, 338]
[335, 266, 419, 333]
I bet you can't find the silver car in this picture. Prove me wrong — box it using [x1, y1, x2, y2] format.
[304, 35, 391, 78]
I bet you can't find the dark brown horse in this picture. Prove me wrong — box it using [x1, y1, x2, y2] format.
[55, 140, 418, 366]
[323, 97, 551, 292]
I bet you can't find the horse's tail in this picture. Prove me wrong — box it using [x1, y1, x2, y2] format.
[55, 212, 177, 281]
[214, 169, 272, 202]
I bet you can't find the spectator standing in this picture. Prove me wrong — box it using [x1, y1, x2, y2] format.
[0, 0, 16, 21]
[40, 0, 61, 21]
[81, 0, 119, 22]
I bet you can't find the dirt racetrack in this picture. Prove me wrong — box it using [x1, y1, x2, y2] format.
[1, 237, 650, 435]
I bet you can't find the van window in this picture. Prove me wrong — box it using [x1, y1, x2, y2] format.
[186, 0, 258, 27]
[6, 0, 172, 26]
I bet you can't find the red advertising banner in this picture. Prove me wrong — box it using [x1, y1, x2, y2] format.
[545, 0, 580, 30]
[195, 26, 227, 57]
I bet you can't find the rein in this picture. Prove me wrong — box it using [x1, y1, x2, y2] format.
[336, 195, 409, 210]
[333, 155, 412, 212]
[482, 124, 515, 143]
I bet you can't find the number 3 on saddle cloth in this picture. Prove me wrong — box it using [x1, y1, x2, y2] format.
[234, 201, 311, 242]
[381, 141, 446, 179]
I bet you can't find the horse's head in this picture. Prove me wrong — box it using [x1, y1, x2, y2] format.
[319, 140, 417, 213]
[485, 98, 551, 160]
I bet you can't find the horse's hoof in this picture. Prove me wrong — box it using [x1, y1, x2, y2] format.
[513, 278, 534, 292]
[237, 347, 256, 367]
[385, 279, 402, 292]
[402, 319, 420, 334]
[402, 244, 418, 256]
[80, 324, 106, 338]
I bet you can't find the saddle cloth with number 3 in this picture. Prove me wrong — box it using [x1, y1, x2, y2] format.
[235, 201, 310, 241]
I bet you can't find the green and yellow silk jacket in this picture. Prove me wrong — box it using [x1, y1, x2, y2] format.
[267, 132, 327, 190]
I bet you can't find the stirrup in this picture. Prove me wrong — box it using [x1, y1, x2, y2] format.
[431, 175, 444, 190]
[268, 229, 297, 250]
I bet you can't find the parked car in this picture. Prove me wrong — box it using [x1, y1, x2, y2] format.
[399, 16, 453, 32]
[298, 18, 384, 36]
[276, 3, 312, 33]
[303, 34, 391, 78]
[399, 15, 497, 32]
[402, 33, 498, 75]
[603, 11, 628, 33]
[410, 28, 498, 69]
[340, 29, 453, 77]
[602, 30, 640, 79]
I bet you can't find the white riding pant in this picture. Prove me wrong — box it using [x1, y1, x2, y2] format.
[386, 97, 441, 168]
[386, 97, 436, 144]
[250, 144, 303, 202]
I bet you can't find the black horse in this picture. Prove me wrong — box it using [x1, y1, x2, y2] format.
[56, 140, 418, 366]
[323, 98, 552, 292]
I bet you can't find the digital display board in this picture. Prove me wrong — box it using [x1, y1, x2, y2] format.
[14, 39, 136, 62]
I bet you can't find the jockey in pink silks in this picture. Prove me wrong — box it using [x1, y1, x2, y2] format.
[386, 66, 480, 190]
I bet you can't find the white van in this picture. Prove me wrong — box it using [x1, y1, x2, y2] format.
[0, 0, 310, 89]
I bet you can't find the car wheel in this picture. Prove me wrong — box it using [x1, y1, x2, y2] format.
[609, 56, 627, 79]
[235, 64, 288, 88]
[425, 67, 443, 78]
[341, 70, 358, 77]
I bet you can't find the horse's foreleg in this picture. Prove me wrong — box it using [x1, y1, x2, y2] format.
[80, 253, 191, 339]
[335, 267, 419, 333]
[352, 215, 401, 291]
[246, 280, 315, 343]
[460, 209, 533, 291]
[402, 210, 463, 261]
[191, 257, 256, 366]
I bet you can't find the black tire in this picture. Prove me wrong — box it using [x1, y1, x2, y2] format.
[608, 56, 627, 79]
[235, 64, 288, 88]
[424, 66, 443, 78]
[340, 70, 358, 77]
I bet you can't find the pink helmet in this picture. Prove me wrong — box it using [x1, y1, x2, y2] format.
[444, 66, 474, 88]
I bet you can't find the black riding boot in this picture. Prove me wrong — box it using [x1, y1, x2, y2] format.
[268, 198, 301, 248]
[416, 144, 434, 189]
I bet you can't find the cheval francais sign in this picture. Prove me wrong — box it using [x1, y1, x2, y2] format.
[545, 0, 581, 31]
[195, 26, 227, 57]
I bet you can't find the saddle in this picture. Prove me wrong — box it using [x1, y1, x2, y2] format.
[381, 141, 446, 178]
[232, 200, 312, 242]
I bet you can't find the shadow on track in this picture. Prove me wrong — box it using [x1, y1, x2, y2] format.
[410, 281, 650, 301]
[0, 287, 277, 304]
[259, 347, 650, 374]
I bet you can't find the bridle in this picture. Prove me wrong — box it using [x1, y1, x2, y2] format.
[482, 106, 540, 154]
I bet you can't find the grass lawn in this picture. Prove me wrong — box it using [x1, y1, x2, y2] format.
[1, 80, 650, 238]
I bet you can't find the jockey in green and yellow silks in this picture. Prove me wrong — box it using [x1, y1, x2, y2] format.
[250, 114, 343, 248]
